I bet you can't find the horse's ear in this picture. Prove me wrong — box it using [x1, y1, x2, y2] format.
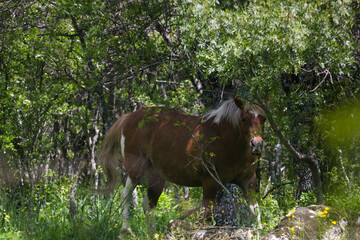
[234, 96, 243, 109]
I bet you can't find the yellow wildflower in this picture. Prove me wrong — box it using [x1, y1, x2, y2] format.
[332, 221, 337, 225]
[325, 207, 329, 211]
[291, 227, 295, 231]
[324, 210, 328, 214]
[291, 209, 296, 212]
[4, 214, 10, 222]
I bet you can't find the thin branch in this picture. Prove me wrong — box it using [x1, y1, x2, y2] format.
[254, 91, 303, 160]
[262, 181, 293, 200]
[310, 69, 334, 92]
[253, 90, 324, 204]
[338, 150, 351, 193]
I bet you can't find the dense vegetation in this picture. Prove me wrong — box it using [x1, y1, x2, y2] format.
[0, 0, 359, 239]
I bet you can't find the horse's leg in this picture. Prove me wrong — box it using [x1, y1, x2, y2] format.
[120, 176, 135, 232]
[240, 173, 261, 228]
[202, 178, 219, 222]
[120, 153, 147, 232]
[143, 171, 165, 233]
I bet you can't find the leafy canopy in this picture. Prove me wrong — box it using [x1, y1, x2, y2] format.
[180, 0, 356, 88]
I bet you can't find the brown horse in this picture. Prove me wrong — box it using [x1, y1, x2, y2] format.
[99, 97, 266, 231]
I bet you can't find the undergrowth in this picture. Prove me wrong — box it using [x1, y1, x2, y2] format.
[0, 179, 195, 239]
[0, 177, 121, 240]
[1, 169, 359, 239]
[325, 166, 360, 213]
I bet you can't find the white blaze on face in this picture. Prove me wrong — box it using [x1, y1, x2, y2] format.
[250, 110, 259, 118]
[120, 133, 126, 158]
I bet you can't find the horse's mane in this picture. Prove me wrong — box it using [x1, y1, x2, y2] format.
[202, 99, 264, 128]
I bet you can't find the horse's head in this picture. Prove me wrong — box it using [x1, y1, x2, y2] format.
[234, 97, 266, 157]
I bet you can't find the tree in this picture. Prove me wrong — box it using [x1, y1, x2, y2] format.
[178, 0, 357, 204]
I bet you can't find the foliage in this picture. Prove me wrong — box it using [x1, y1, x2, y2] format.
[0, 178, 120, 240]
[325, 166, 360, 212]
[259, 194, 283, 234]
[180, 0, 356, 83]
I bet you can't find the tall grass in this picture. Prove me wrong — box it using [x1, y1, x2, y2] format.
[2, 170, 354, 240]
[0, 178, 196, 239]
[0, 177, 122, 239]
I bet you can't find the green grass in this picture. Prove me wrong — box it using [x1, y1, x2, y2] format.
[0, 180, 196, 239]
[1, 170, 358, 240]
[0, 178, 122, 239]
[0, 182, 288, 239]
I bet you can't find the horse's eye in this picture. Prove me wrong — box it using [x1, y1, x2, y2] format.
[241, 117, 247, 122]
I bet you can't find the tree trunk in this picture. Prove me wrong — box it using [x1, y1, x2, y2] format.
[89, 112, 100, 189]
[69, 163, 81, 218]
[254, 91, 324, 204]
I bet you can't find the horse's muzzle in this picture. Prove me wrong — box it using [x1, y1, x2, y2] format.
[250, 138, 264, 156]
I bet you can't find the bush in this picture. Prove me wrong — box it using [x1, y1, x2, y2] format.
[259, 194, 283, 234]
[325, 167, 360, 212]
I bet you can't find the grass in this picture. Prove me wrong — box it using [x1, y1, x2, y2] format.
[1, 170, 359, 240]
[0, 183, 287, 239]
[0, 180, 199, 239]
[0, 178, 122, 240]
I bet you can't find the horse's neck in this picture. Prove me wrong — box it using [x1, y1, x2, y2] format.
[209, 120, 249, 144]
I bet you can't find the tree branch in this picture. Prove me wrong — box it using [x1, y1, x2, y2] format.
[253, 90, 324, 204]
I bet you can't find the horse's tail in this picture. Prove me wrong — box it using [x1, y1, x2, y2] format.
[97, 113, 129, 194]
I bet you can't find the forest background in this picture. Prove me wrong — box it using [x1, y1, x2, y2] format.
[0, 0, 359, 239]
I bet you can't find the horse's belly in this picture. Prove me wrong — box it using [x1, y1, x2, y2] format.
[150, 158, 203, 187]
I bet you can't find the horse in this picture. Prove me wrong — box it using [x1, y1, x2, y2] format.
[98, 97, 266, 231]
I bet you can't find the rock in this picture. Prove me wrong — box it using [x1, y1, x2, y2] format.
[262, 205, 360, 240]
[214, 184, 253, 227]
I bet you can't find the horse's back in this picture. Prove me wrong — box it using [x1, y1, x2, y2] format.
[120, 107, 204, 186]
